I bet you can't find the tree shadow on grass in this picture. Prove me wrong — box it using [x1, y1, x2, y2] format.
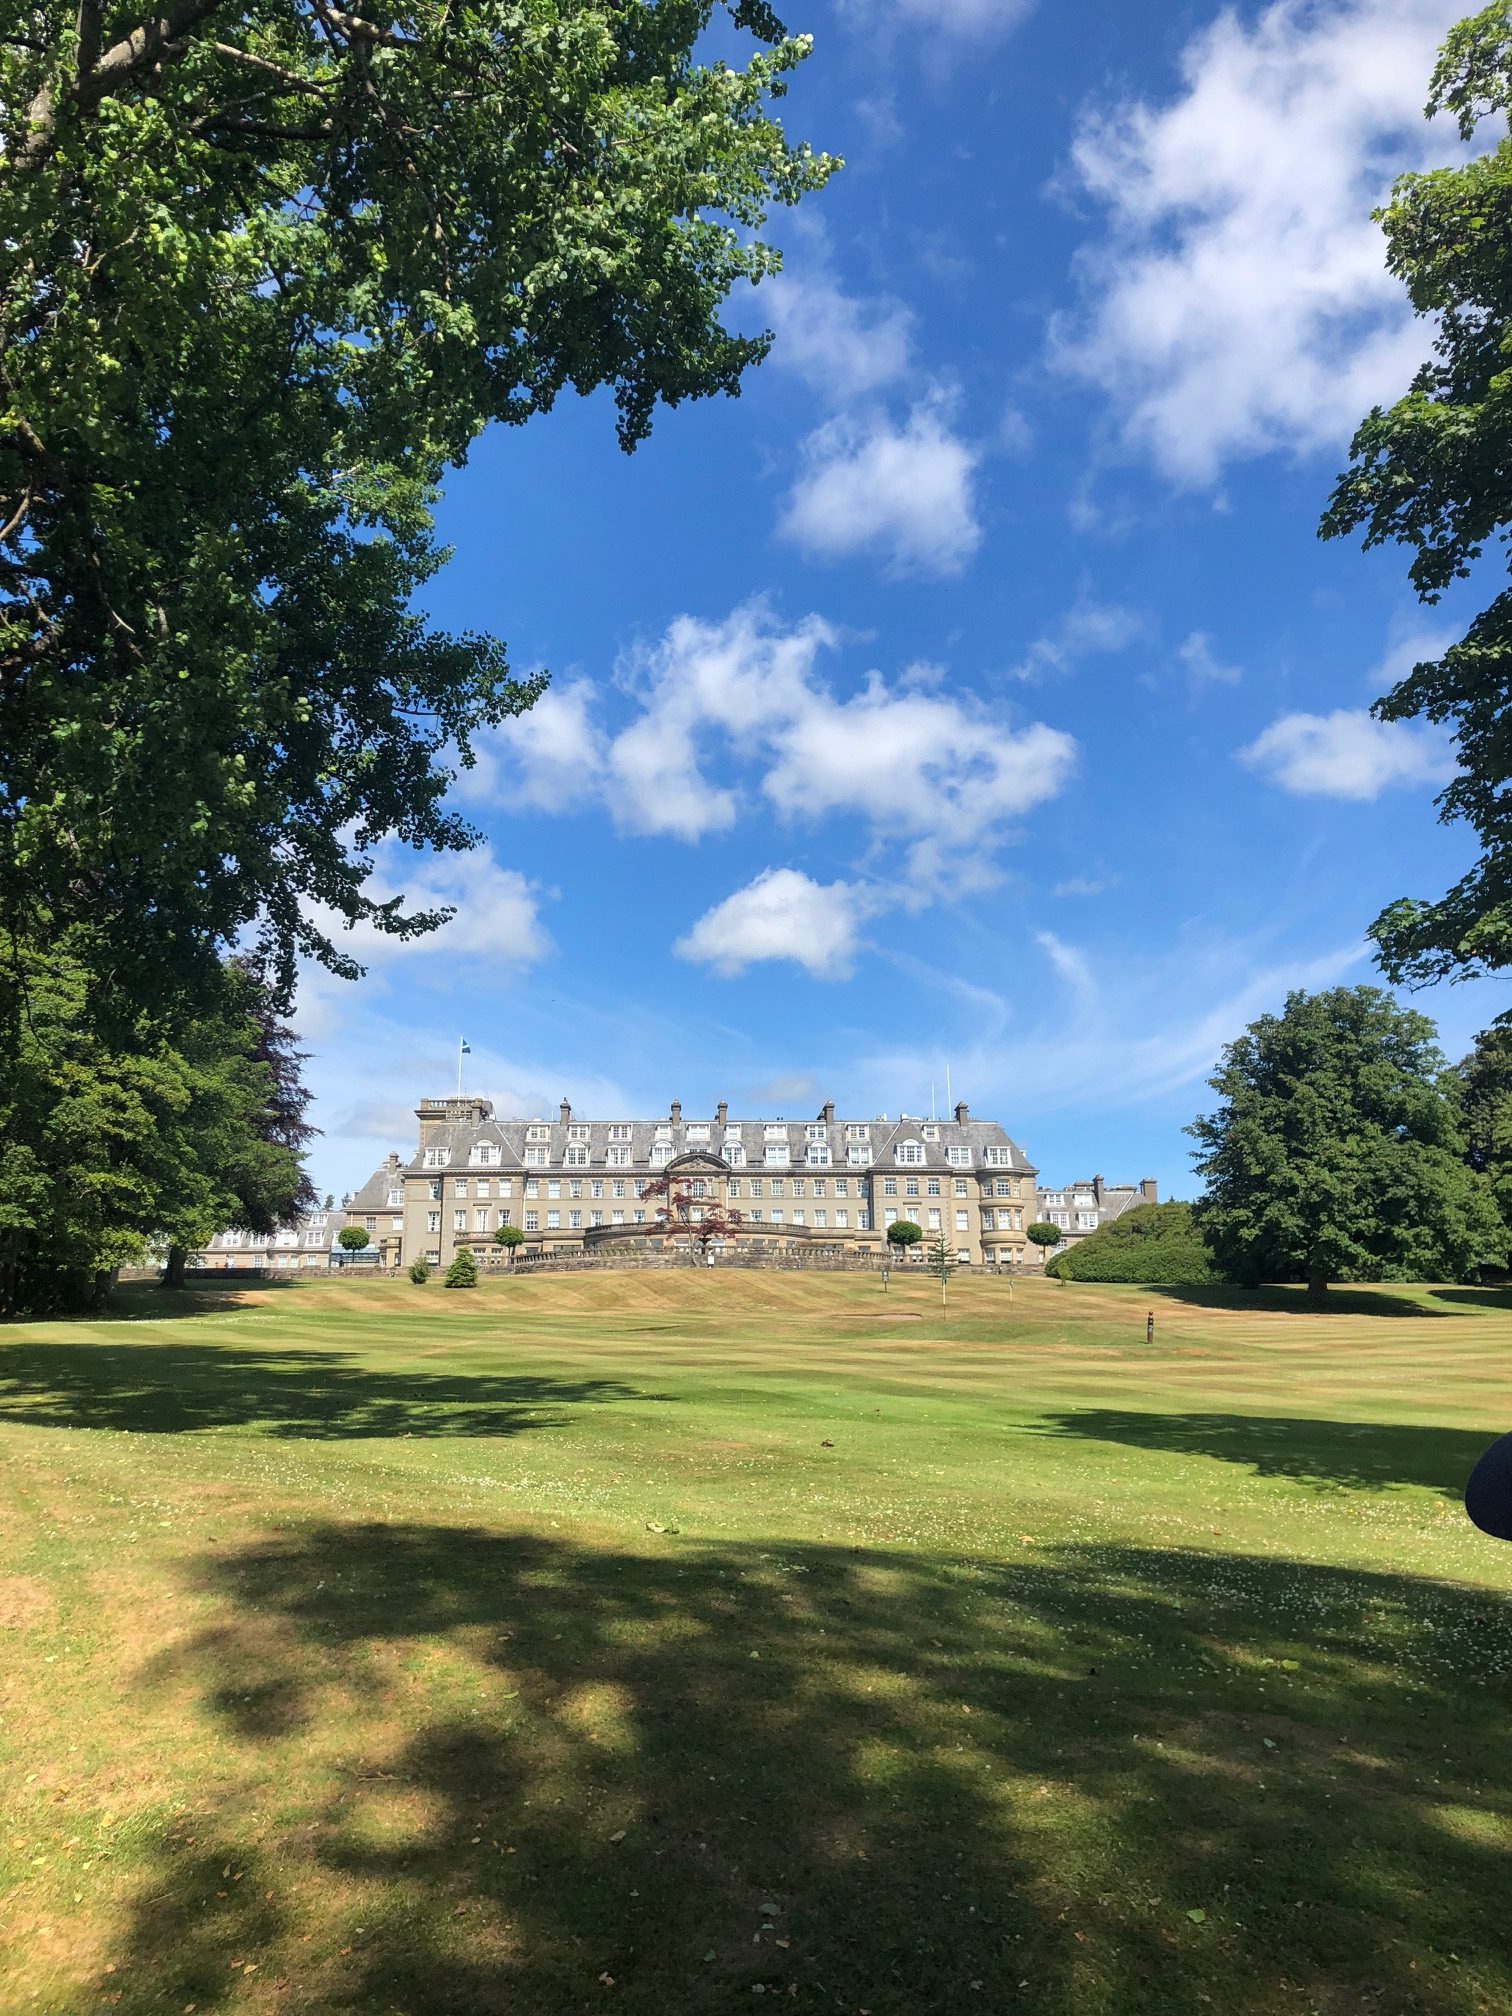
[1030, 1408, 1498, 1499]
[0, 1340, 656, 1438]
[101, 1523, 1512, 2016]
[1146, 1284, 1457, 1318]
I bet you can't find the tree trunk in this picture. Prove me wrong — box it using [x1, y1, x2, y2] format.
[162, 1244, 187, 1290]
[1306, 1268, 1328, 1305]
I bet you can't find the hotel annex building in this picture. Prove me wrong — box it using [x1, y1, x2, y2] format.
[385, 1092, 1039, 1271]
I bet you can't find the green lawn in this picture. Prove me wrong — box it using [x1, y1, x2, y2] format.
[2, 1270, 1510, 2016]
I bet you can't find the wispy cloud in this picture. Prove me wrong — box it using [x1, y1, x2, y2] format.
[1177, 631, 1241, 688]
[1011, 596, 1143, 680]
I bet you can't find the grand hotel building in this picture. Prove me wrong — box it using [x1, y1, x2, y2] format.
[373, 1093, 1040, 1271]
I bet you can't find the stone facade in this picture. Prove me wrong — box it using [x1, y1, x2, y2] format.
[403, 1094, 1038, 1272]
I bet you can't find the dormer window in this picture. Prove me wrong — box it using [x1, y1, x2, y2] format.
[565, 1144, 588, 1167]
[724, 1140, 745, 1166]
[946, 1146, 971, 1167]
[423, 1147, 447, 1169]
[806, 1143, 831, 1166]
[897, 1141, 924, 1165]
[650, 1141, 672, 1165]
[844, 1123, 869, 1141]
[386, 1188, 403, 1207]
[523, 1146, 548, 1167]
[984, 1147, 1011, 1167]
[609, 1124, 632, 1142]
[568, 1123, 590, 1141]
[471, 1142, 497, 1166]
[847, 1145, 872, 1166]
[764, 1143, 790, 1167]
[806, 1123, 827, 1141]
[685, 1123, 710, 1142]
[525, 1122, 550, 1144]
[922, 1124, 940, 1142]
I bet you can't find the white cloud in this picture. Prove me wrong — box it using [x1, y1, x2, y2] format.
[674, 868, 879, 979]
[781, 399, 982, 575]
[764, 268, 914, 401]
[762, 680, 1076, 862]
[307, 843, 551, 967]
[456, 678, 606, 811]
[471, 603, 1077, 893]
[1177, 631, 1242, 686]
[1056, 0, 1463, 483]
[1239, 708, 1455, 799]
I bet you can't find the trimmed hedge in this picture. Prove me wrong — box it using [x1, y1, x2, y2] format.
[1045, 1202, 1221, 1284]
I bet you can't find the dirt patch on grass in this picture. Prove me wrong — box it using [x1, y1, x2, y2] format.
[838, 1312, 924, 1322]
[0, 1574, 55, 1628]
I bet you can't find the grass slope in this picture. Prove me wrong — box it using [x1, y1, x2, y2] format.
[2, 1272, 1511, 2016]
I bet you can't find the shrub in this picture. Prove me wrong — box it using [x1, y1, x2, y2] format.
[444, 1247, 479, 1289]
[1045, 1202, 1221, 1284]
[886, 1220, 923, 1252]
[337, 1225, 370, 1251]
[408, 1259, 430, 1285]
[494, 1224, 524, 1256]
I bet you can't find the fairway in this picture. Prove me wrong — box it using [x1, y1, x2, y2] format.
[2, 1272, 1511, 2016]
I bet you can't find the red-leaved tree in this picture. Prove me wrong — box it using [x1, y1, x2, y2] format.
[643, 1177, 744, 1263]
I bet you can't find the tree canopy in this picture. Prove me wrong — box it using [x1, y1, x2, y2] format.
[0, 948, 312, 1312]
[1322, 4, 1512, 987]
[1451, 1024, 1512, 1235]
[1188, 986, 1503, 1298]
[886, 1219, 922, 1251]
[0, 1, 835, 1005]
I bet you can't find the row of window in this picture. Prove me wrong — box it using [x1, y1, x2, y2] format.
[742, 1209, 869, 1229]
[427, 1170, 1026, 1204]
[420, 1134, 1020, 1173]
[882, 1208, 973, 1232]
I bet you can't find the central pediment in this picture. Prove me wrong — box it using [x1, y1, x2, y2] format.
[664, 1151, 730, 1176]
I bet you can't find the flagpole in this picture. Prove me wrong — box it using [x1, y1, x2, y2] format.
[457, 1037, 463, 1096]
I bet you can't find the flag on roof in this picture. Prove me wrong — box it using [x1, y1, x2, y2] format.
[460, 1038, 472, 1054]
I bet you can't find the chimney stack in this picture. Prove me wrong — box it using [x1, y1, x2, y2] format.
[819, 1098, 835, 1123]
[1140, 1177, 1159, 1204]
[954, 1100, 969, 1124]
[560, 1097, 572, 1126]
[670, 1098, 682, 1125]
[716, 1100, 728, 1127]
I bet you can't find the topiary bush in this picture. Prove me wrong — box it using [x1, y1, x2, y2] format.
[1044, 1202, 1221, 1284]
[444, 1247, 479, 1289]
[408, 1259, 430, 1285]
[337, 1225, 370, 1251]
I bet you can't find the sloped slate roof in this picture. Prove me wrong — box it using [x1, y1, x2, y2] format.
[406, 1110, 1035, 1175]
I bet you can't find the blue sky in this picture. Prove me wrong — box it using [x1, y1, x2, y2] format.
[297, 0, 1507, 1205]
